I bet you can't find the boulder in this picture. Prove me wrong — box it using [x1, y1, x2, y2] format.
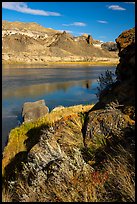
[84, 109, 134, 149]
[22, 100, 49, 123]
[51, 106, 65, 112]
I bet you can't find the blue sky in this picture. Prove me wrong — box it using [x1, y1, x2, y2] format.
[2, 2, 135, 42]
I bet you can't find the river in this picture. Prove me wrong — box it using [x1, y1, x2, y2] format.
[2, 64, 116, 150]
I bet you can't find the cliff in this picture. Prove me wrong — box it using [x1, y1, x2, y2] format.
[2, 27, 135, 202]
[2, 20, 118, 64]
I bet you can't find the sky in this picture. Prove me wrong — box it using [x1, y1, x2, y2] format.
[2, 2, 135, 42]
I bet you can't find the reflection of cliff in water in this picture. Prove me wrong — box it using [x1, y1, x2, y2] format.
[3, 80, 93, 99]
[84, 80, 91, 89]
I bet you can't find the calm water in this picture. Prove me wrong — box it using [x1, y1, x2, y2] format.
[2, 64, 116, 150]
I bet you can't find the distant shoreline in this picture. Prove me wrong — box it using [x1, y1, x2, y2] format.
[2, 60, 119, 68]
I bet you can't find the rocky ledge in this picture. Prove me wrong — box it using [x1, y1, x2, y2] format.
[2, 27, 135, 202]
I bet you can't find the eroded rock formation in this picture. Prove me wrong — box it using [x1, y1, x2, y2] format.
[2, 20, 118, 64]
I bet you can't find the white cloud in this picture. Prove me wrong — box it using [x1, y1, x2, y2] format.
[2, 2, 61, 16]
[62, 24, 70, 27]
[62, 22, 86, 27]
[97, 20, 108, 24]
[72, 22, 86, 26]
[108, 5, 126, 10]
[124, 2, 135, 4]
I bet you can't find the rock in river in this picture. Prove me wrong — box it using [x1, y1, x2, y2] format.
[22, 100, 49, 123]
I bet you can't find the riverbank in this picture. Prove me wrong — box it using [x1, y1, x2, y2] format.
[46, 60, 119, 66]
[2, 59, 119, 68]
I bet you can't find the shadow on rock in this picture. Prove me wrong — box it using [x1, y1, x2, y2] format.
[24, 124, 49, 151]
[3, 151, 28, 186]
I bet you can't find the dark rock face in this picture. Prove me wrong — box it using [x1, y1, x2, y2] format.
[84, 26, 135, 172]
[86, 35, 93, 45]
[22, 100, 49, 123]
[115, 27, 135, 52]
[101, 42, 118, 51]
[115, 27, 135, 81]
[94, 27, 135, 114]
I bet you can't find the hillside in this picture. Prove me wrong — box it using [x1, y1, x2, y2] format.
[2, 21, 118, 64]
[2, 20, 58, 33]
[2, 27, 135, 202]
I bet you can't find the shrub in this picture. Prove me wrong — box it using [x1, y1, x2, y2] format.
[96, 70, 116, 99]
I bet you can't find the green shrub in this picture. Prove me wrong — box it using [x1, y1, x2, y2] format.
[96, 70, 116, 99]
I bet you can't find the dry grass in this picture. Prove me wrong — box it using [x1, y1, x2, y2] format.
[2, 188, 13, 202]
[3, 134, 135, 202]
[103, 144, 135, 202]
[41, 138, 135, 202]
[2, 168, 107, 202]
[46, 61, 119, 67]
[2, 142, 135, 202]
[3, 60, 118, 66]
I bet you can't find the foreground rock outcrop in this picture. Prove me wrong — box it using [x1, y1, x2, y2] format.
[2, 27, 135, 202]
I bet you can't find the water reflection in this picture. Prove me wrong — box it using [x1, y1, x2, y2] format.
[3, 80, 93, 99]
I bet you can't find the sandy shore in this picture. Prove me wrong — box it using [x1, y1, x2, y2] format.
[46, 60, 119, 66]
[2, 60, 119, 68]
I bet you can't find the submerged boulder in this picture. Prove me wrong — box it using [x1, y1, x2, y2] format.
[22, 100, 49, 123]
